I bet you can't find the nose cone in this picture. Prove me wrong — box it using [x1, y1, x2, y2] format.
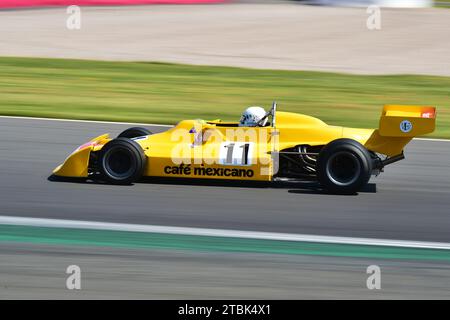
[53, 145, 92, 178]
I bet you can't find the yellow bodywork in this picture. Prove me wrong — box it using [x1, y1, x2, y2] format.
[53, 134, 110, 177]
[53, 105, 436, 181]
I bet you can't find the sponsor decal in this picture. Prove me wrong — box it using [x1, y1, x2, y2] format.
[189, 126, 203, 147]
[164, 164, 254, 178]
[400, 120, 413, 133]
[76, 141, 97, 151]
[421, 111, 434, 118]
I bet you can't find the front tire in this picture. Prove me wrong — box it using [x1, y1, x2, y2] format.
[317, 139, 372, 194]
[99, 137, 146, 185]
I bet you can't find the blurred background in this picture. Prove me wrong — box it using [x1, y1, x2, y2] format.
[0, 0, 449, 136]
[1, 0, 450, 299]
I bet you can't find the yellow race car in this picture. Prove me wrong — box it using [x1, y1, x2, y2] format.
[53, 103, 436, 194]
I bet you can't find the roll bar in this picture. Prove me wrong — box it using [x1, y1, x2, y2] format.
[255, 101, 277, 127]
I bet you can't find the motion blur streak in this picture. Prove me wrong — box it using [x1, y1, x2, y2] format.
[0, 0, 225, 9]
[1, 243, 450, 299]
[0, 5, 449, 75]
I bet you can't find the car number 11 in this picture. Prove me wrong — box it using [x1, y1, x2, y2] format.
[219, 142, 254, 166]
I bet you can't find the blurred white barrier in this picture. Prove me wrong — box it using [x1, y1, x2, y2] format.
[312, 0, 433, 7]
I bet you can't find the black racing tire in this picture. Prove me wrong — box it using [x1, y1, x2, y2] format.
[317, 139, 372, 194]
[99, 137, 146, 185]
[117, 127, 152, 139]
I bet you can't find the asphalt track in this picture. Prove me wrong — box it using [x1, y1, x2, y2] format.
[1, 243, 450, 299]
[1, 116, 449, 243]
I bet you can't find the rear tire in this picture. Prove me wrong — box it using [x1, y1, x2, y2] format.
[317, 139, 372, 194]
[118, 127, 152, 139]
[99, 137, 146, 185]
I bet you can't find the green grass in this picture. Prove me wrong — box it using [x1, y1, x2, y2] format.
[0, 57, 449, 138]
[436, 0, 450, 8]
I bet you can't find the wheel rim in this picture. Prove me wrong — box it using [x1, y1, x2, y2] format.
[102, 147, 134, 180]
[325, 151, 361, 186]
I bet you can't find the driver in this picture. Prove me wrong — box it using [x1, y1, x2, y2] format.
[239, 106, 267, 127]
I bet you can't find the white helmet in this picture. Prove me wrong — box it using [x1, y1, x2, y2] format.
[239, 106, 267, 127]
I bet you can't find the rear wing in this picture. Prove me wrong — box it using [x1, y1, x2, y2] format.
[379, 105, 436, 137]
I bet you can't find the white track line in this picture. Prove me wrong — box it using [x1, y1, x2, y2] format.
[1, 215, 449, 250]
[0, 115, 446, 142]
[413, 137, 450, 142]
[0, 115, 172, 127]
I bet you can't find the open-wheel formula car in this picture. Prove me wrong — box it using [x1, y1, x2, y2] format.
[53, 102, 436, 194]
